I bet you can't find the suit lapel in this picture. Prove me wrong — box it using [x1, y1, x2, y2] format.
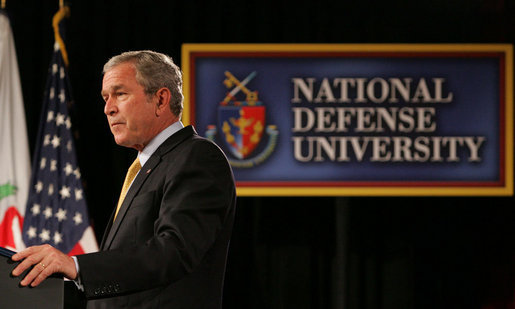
[102, 155, 161, 250]
[101, 125, 197, 250]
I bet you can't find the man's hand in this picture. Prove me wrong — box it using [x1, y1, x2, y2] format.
[11, 244, 77, 287]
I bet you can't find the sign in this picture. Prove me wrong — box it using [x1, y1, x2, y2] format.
[182, 44, 513, 196]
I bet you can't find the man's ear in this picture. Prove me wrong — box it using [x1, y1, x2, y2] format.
[155, 87, 171, 116]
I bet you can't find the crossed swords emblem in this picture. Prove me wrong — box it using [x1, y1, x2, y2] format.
[222, 71, 259, 105]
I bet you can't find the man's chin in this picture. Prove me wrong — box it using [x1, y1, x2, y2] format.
[113, 136, 129, 147]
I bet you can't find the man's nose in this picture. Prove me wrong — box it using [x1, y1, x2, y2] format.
[104, 98, 117, 116]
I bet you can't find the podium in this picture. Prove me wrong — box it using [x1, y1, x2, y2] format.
[0, 246, 64, 309]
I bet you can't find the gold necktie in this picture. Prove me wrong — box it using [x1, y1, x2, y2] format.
[114, 158, 141, 221]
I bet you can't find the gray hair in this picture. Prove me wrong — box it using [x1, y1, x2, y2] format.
[103, 50, 184, 117]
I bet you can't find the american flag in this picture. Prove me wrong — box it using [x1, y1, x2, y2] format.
[22, 8, 97, 254]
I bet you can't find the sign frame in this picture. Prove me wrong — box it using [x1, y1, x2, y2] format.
[182, 44, 513, 196]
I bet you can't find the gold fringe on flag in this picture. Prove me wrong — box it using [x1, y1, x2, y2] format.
[52, 6, 70, 66]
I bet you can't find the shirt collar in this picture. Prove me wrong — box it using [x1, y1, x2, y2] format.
[138, 121, 184, 166]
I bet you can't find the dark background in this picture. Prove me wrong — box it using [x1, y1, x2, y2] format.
[4, 0, 515, 308]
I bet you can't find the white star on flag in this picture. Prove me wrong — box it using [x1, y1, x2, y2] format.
[75, 188, 83, 201]
[43, 207, 53, 219]
[51, 135, 61, 148]
[54, 231, 63, 245]
[47, 110, 54, 122]
[44, 134, 51, 146]
[59, 185, 71, 199]
[50, 159, 57, 171]
[74, 168, 81, 179]
[59, 89, 66, 103]
[27, 227, 37, 239]
[39, 229, 51, 242]
[31, 204, 41, 215]
[55, 208, 67, 222]
[64, 163, 74, 176]
[56, 113, 65, 126]
[73, 212, 83, 225]
[35, 181, 44, 193]
[40, 157, 47, 169]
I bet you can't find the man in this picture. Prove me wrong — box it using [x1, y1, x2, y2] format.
[12, 50, 236, 308]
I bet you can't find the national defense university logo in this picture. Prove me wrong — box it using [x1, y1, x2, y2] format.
[206, 71, 278, 168]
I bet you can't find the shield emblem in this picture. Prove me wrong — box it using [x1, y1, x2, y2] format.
[218, 105, 265, 159]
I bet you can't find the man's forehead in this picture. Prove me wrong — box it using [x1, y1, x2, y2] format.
[103, 63, 136, 81]
[101, 65, 136, 92]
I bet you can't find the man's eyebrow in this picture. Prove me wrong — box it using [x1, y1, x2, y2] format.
[101, 85, 123, 97]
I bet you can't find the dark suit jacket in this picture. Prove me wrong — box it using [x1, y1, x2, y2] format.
[76, 125, 236, 309]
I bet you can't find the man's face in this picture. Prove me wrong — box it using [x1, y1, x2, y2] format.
[101, 62, 160, 151]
